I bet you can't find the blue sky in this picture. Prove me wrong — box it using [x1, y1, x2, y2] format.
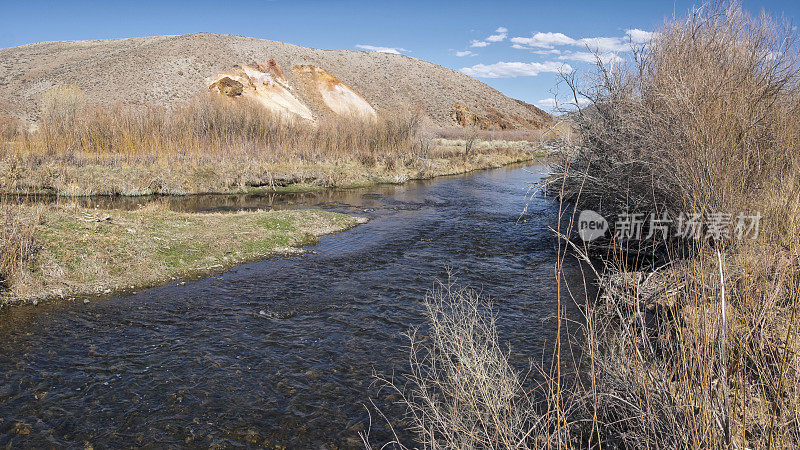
[1, 0, 798, 111]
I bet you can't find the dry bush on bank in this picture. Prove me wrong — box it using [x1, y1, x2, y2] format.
[0, 114, 24, 143]
[543, 2, 800, 449]
[435, 126, 546, 143]
[552, 3, 800, 238]
[575, 246, 800, 448]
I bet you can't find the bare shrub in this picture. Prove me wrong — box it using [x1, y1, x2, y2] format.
[39, 85, 87, 153]
[463, 126, 478, 160]
[376, 281, 538, 449]
[552, 4, 800, 239]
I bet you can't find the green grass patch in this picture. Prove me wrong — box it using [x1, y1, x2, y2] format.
[2, 206, 363, 304]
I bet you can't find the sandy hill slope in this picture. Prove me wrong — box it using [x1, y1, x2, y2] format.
[0, 33, 550, 129]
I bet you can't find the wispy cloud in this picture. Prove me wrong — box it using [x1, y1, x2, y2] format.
[536, 97, 591, 109]
[511, 34, 627, 52]
[509, 28, 655, 54]
[577, 36, 629, 52]
[532, 49, 562, 55]
[510, 32, 575, 49]
[559, 51, 625, 65]
[460, 27, 654, 79]
[355, 44, 409, 54]
[469, 26, 509, 48]
[460, 61, 571, 78]
[486, 26, 508, 42]
[625, 28, 657, 44]
[536, 98, 559, 108]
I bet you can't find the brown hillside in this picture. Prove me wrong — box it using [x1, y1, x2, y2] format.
[0, 33, 550, 128]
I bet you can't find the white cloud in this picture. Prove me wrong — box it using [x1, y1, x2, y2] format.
[468, 27, 509, 49]
[559, 51, 625, 65]
[536, 98, 559, 108]
[625, 28, 657, 44]
[486, 26, 508, 42]
[532, 49, 562, 55]
[455, 50, 475, 57]
[460, 61, 572, 78]
[509, 29, 655, 53]
[355, 44, 409, 54]
[576, 36, 629, 52]
[536, 97, 591, 109]
[510, 32, 576, 49]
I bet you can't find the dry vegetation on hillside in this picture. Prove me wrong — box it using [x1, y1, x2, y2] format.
[378, 3, 800, 449]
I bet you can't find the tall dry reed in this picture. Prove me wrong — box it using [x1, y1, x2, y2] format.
[0, 201, 38, 291]
[0, 92, 536, 195]
[24, 90, 424, 164]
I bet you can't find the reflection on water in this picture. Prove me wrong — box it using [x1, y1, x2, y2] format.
[0, 164, 584, 447]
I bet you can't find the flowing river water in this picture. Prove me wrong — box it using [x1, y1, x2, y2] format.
[0, 164, 585, 448]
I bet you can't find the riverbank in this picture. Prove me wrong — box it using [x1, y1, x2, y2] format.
[0, 162, 557, 448]
[0, 204, 363, 306]
[0, 138, 555, 307]
[1, 138, 550, 197]
[1, 92, 560, 197]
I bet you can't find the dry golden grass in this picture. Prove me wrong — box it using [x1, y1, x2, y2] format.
[0, 114, 23, 142]
[0, 93, 545, 196]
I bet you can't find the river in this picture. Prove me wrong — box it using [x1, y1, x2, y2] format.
[0, 164, 584, 447]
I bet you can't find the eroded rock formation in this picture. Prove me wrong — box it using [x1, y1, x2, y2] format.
[209, 77, 243, 97]
[452, 103, 547, 130]
[206, 60, 376, 122]
[292, 65, 377, 119]
[206, 61, 313, 120]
